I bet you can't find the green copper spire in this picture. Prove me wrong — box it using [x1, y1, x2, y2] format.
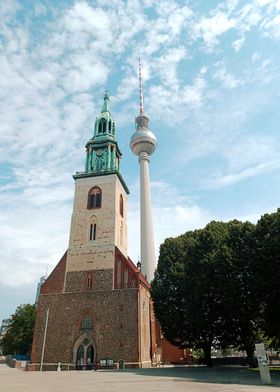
[73, 92, 129, 194]
[84, 92, 121, 175]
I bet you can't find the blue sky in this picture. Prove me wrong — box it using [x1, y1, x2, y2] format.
[1, 0, 280, 322]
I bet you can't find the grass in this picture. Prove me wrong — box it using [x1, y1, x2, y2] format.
[248, 367, 280, 372]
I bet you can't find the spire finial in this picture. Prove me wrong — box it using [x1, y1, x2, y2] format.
[139, 58, 144, 115]
[102, 90, 110, 113]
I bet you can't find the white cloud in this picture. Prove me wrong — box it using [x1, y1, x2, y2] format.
[202, 159, 280, 189]
[194, 12, 236, 48]
[167, 5, 193, 35]
[214, 68, 240, 89]
[146, 72, 208, 125]
[261, 14, 280, 38]
[0, 196, 71, 287]
[156, 46, 187, 87]
[232, 35, 245, 51]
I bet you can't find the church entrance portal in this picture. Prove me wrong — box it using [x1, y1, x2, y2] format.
[75, 339, 95, 370]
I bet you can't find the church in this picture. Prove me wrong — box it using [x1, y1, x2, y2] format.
[30, 92, 189, 369]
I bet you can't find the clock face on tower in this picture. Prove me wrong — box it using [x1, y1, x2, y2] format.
[96, 149, 103, 157]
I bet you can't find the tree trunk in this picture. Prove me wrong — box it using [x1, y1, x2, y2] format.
[245, 346, 256, 368]
[203, 344, 213, 367]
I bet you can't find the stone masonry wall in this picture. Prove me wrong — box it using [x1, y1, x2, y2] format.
[64, 269, 113, 292]
[66, 175, 128, 273]
[31, 289, 139, 366]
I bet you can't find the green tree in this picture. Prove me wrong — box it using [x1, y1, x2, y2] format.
[255, 209, 280, 346]
[222, 220, 260, 366]
[151, 220, 262, 367]
[152, 221, 232, 366]
[2, 304, 36, 355]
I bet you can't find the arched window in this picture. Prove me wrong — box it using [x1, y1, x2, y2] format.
[81, 316, 93, 330]
[108, 120, 111, 133]
[86, 345, 94, 366]
[119, 194, 123, 217]
[90, 223, 97, 240]
[98, 118, 106, 134]
[88, 187, 102, 209]
[76, 345, 84, 368]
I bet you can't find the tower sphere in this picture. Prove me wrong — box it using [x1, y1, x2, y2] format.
[130, 114, 157, 156]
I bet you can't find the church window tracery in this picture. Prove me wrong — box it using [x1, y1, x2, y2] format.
[88, 187, 102, 209]
[98, 118, 106, 134]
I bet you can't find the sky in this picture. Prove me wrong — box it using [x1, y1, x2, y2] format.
[0, 0, 280, 322]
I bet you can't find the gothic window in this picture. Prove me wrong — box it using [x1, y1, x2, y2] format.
[86, 345, 94, 366]
[108, 120, 111, 133]
[88, 187, 102, 209]
[119, 195, 123, 217]
[98, 118, 106, 134]
[81, 316, 93, 329]
[90, 223, 97, 240]
[76, 345, 84, 368]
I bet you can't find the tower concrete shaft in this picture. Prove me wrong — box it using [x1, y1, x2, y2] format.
[139, 152, 156, 282]
[130, 60, 157, 282]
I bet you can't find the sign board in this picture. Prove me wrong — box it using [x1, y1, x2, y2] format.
[255, 343, 271, 385]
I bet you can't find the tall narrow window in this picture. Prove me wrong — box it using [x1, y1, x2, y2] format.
[88, 187, 102, 209]
[87, 277, 93, 290]
[119, 195, 123, 217]
[90, 223, 97, 240]
[98, 118, 106, 134]
[124, 269, 128, 288]
[120, 222, 123, 246]
[117, 260, 122, 288]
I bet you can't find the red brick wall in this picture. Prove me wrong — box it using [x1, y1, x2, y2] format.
[31, 289, 140, 366]
[114, 247, 139, 289]
[154, 320, 192, 364]
[40, 251, 67, 294]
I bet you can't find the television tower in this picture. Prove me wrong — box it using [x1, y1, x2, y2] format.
[130, 59, 157, 282]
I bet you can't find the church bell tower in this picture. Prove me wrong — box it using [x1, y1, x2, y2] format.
[31, 92, 153, 370]
[65, 92, 129, 291]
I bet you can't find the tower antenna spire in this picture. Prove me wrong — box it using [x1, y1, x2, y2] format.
[139, 58, 144, 114]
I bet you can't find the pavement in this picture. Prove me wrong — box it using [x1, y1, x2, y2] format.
[0, 363, 279, 392]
